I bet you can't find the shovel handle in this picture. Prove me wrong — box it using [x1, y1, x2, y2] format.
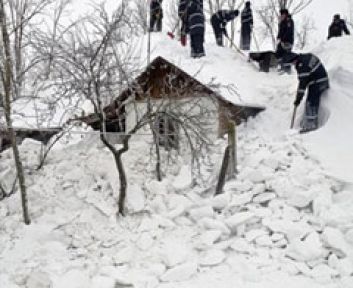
[290, 106, 297, 129]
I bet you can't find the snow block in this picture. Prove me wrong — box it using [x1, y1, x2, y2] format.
[145, 179, 169, 195]
[263, 218, 312, 241]
[90, 276, 116, 288]
[160, 241, 189, 267]
[252, 192, 276, 204]
[211, 193, 230, 210]
[126, 184, 145, 213]
[229, 192, 253, 207]
[285, 232, 325, 262]
[160, 262, 198, 282]
[199, 218, 231, 235]
[26, 271, 52, 288]
[225, 212, 256, 231]
[172, 165, 192, 191]
[189, 206, 214, 221]
[199, 249, 226, 266]
[322, 227, 353, 257]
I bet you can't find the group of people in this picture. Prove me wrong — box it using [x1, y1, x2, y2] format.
[149, 0, 351, 132]
[150, 0, 254, 58]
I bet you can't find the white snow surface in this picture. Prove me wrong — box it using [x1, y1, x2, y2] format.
[302, 37, 353, 183]
[2, 32, 353, 288]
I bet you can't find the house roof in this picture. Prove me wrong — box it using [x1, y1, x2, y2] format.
[116, 55, 256, 108]
[80, 55, 265, 125]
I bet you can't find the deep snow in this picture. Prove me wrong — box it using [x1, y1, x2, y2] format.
[1, 27, 353, 288]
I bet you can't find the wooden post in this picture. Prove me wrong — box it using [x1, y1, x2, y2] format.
[215, 146, 230, 195]
[227, 120, 237, 176]
[215, 121, 238, 195]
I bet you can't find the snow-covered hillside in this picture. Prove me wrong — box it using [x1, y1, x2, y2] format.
[1, 35, 353, 288]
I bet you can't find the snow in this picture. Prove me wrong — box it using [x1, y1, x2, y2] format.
[302, 37, 353, 183]
[2, 13, 353, 288]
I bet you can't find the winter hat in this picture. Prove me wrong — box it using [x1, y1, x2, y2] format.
[280, 9, 289, 16]
[334, 14, 340, 20]
[284, 52, 299, 64]
[245, 1, 251, 7]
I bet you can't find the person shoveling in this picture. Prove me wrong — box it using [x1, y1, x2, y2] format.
[285, 52, 330, 133]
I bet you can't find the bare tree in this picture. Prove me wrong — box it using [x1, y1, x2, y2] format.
[0, 0, 30, 224]
[295, 16, 315, 50]
[131, 0, 149, 34]
[0, 0, 71, 224]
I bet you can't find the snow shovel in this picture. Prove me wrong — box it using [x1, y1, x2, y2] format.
[226, 35, 258, 68]
[290, 106, 297, 129]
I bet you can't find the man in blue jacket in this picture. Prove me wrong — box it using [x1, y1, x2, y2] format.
[211, 9, 239, 46]
[186, 0, 205, 58]
[276, 9, 294, 73]
[150, 0, 163, 32]
[328, 14, 350, 39]
[240, 1, 253, 50]
[285, 52, 329, 133]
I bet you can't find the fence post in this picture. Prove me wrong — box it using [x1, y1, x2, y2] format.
[227, 120, 237, 176]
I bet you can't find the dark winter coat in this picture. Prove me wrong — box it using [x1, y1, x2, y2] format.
[277, 16, 294, 45]
[150, 0, 163, 17]
[295, 53, 329, 100]
[241, 7, 253, 28]
[211, 10, 238, 36]
[328, 19, 350, 39]
[186, 0, 205, 35]
[178, 0, 188, 18]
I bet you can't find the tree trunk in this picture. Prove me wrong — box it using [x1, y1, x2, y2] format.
[115, 151, 127, 216]
[0, 0, 30, 225]
[100, 130, 130, 216]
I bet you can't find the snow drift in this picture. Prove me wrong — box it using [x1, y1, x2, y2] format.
[303, 37, 353, 183]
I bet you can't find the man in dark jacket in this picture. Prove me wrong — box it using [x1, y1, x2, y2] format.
[150, 0, 163, 32]
[328, 14, 350, 39]
[186, 0, 205, 58]
[211, 10, 239, 46]
[285, 52, 329, 133]
[276, 9, 294, 73]
[178, 0, 189, 46]
[240, 1, 253, 50]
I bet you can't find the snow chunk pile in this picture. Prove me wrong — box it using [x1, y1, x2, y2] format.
[1, 129, 353, 287]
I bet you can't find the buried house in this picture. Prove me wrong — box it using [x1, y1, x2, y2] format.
[81, 56, 265, 147]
